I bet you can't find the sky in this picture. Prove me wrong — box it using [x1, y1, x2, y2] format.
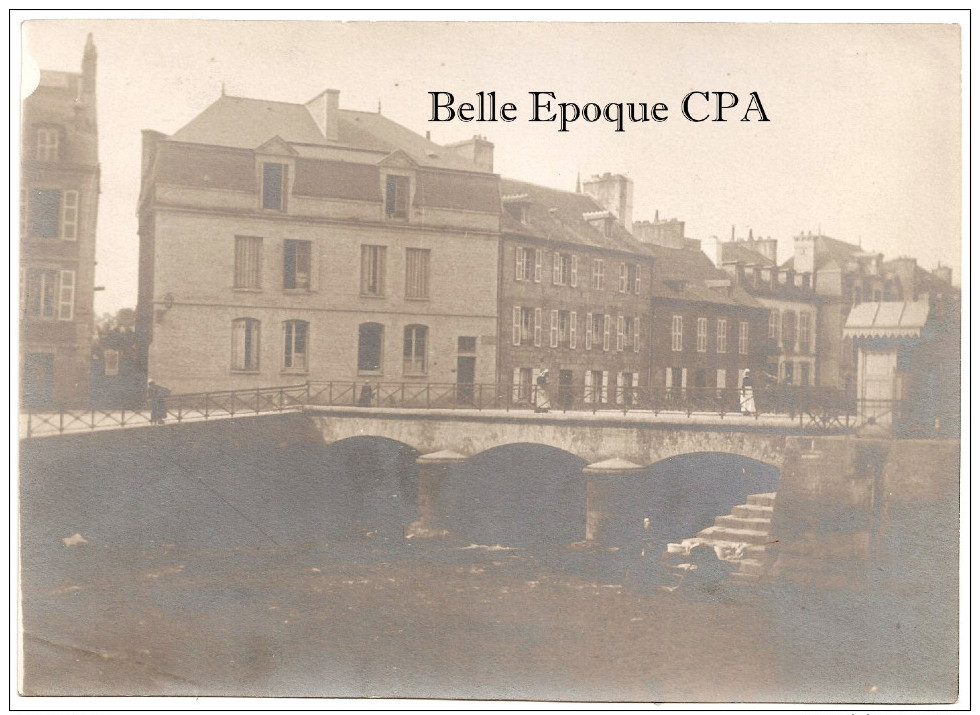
[17, 14, 964, 315]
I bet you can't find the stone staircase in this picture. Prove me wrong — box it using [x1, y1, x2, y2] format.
[665, 492, 776, 584]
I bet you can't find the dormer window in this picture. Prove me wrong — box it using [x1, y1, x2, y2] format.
[262, 162, 287, 211]
[385, 175, 410, 219]
[502, 194, 531, 224]
[36, 127, 60, 162]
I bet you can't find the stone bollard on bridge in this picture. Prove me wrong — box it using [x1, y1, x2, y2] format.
[406, 449, 468, 540]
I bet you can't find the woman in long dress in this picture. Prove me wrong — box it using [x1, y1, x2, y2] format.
[740, 369, 757, 415]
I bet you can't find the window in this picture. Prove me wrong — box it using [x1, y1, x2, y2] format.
[620, 263, 641, 293]
[671, 315, 683, 352]
[852, 284, 862, 306]
[716, 368, 727, 395]
[552, 252, 576, 286]
[584, 370, 608, 404]
[234, 236, 262, 289]
[358, 323, 384, 372]
[616, 372, 637, 406]
[716, 319, 728, 353]
[697, 317, 707, 353]
[405, 248, 430, 299]
[282, 320, 308, 371]
[29, 189, 78, 239]
[104, 349, 120, 376]
[361, 245, 386, 296]
[592, 259, 605, 290]
[385, 175, 410, 219]
[24, 269, 73, 320]
[457, 336, 477, 353]
[782, 310, 796, 350]
[619, 316, 638, 352]
[738, 321, 749, 355]
[231, 318, 261, 372]
[799, 312, 811, 353]
[768, 310, 779, 340]
[784, 361, 794, 383]
[262, 163, 286, 211]
[283, 240, 312, 290]
[550, 309, 575, 348]
[616, 315, 625, 351]
[36, 128, 59, 161]
[512, 306, 541, 347]
[800, 363, 811, 387]
[403, 325, 428, 374]
[515, 367, 534, 402]
[515, 246, 541, 282]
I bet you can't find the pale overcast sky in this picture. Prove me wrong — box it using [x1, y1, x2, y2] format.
[18, 16, 963, 314]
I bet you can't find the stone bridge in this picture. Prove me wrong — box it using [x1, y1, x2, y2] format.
[306, 406, 815, 468]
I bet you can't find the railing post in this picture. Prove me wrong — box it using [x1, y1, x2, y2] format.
[59, 410, 64, 435]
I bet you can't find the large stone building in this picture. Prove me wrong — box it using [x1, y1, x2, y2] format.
[646, 243, 768, 411]
[136, 90, 501, 394]
[715, 232, 820, 387]
[20, 35, 100, 408]
[497, 176, 656, 409]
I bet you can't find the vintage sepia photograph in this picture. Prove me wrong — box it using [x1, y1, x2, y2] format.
[14, 14, 965, 706]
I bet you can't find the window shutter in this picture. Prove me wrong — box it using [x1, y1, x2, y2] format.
[601, 371, 609, 403]
[616, 315, 624, 351]
[513, 367, 521, 400]
[619, 263, 627, 292]
[61, 190, 79, 240]
[603, 314, 610, 351]
[58, 270, 75, 320]
[569, 312, 577, 349]
[681, 368, 688, 389]
[534, 308, 542, 347]
[616, 372, 624, 404]
[584, 369, 593, 403]
[570, 255, 578, 287]
[633, 316, 640, 352]
[553, 253, 560, 284]
[550, 309, 559, 348]
[512, 306, 521, 346]
[585, 312, 593, 350]
[632, 373, 639, 390]
[634, 266, 641, 294]
[515, 247, 523, 280]
[666, 369, 672, 388]
[534, 249, 542, 282]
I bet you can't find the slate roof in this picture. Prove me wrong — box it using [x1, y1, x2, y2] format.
[168, 95, 481, 172]
[498, 177, 652, 256]
[720, 241, 775, 266]
[646, 243, 765, 310]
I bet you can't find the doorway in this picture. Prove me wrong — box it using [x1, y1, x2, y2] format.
[456, 356, 476, 405]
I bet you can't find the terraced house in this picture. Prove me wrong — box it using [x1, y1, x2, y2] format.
[20, 35, 100, 408]
[136, 90, 501, 395]
[497, 176, 655, 409]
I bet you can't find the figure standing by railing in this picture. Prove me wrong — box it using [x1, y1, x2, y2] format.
[740, 369, 757, 416]
[147, 380, 170, 425]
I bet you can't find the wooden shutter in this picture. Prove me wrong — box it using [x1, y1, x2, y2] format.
[534, 249, 542, 282]
[619, 263, 627, 292]
[584, 369, 593, 403]
[534, 308, 542, 347]
[616, 372, 624, 404]
[61, 190, 79, 240]
[633, 265, 640, 294]
[570, 255, 578, 287]
[515, 247, 523, 280]
[585, 312, 593, 350]
[58, 270, 75, 321]
[603, 314, 610, 351]
[634, 316, 640, 352]
[512, 306, 521, 345]
[550, 309, 559, 348]
[553, 253, 561, 284]
[601, 371, 609, 403]
[569, 312, 577, 349]
[616, 315, 624, 351]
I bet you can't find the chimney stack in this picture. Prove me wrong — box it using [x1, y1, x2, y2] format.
[582, 173, 633, 233]
[445, 135, 494, 172]
[305, 89, 341, 143]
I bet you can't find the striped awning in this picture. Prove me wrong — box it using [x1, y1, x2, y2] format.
[843, 301, 930, 339]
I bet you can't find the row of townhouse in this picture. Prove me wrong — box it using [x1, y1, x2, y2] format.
[134, 89, 771, 406]
[19, 36, 100, 408]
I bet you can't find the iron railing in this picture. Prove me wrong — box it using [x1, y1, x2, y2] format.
[24, 380, 908, 438]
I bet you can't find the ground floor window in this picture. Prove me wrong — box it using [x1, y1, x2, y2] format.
[358, 322, 384, 372]
[283, 320, 308, 371]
